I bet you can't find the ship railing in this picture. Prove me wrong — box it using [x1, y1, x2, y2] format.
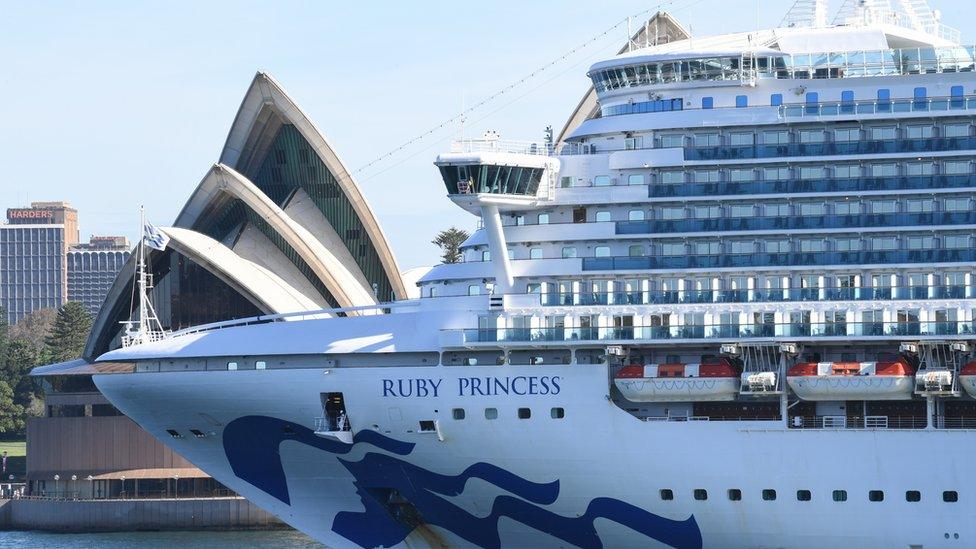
[640, 415, 778, 422]
[788, 415, 928, 430]
[314, 416, 351, 433]
[454, 321, 976, 344]
[167, 300, 417, 339]
[932, 416, 976, 429]
[538, 285, 973, 307]
[449, 138, 556, 156]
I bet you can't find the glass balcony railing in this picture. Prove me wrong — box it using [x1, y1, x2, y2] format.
[540, 285, 969, 307]
[457, 321, 976, 344]
[581, 249, 976, 271]
[684, 137, 976, 161]
[649, 174, 976, 199]
[782, 96, 976, 118]
[616, 211, 976, 235]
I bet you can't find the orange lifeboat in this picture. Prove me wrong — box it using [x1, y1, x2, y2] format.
[614, 358, 740, 402]
[787, 359, 915, 401]
[960, 361, 976, 399]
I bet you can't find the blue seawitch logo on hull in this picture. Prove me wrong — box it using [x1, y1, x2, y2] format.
[223, 416, 702, 549]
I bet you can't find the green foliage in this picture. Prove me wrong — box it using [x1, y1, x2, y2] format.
[0, 381, 25, 434]
[44, 302, 92, 363]
[432, 227, 470, 264]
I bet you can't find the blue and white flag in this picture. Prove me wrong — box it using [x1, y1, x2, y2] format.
[143, 221, 170, 251]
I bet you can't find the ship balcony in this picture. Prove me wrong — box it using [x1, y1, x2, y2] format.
[683, 136, 976, 162]
[538, 285, 971, 307]
[616, 211, 976, 236]
[450, 320, 976, 346]
[649, 174, 976, 199]
[560, 135, 976, 159]
[581, 248, 976, 272]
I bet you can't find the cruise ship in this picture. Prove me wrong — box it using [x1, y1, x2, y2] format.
[87, 1, 976, 547]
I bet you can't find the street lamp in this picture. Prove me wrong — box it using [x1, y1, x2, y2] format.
[120, 475, 126, 499]
[87, 475, 94, 499]
[71, 475, 77, 499]
[174, 475, 180, 499]
[53, 474, 59, 499]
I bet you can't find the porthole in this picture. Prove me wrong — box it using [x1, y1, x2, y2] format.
[869, 490, 884, 502]
[452, 408, 465, 420]
[906, 490, 921, 502]
[833, 490, 847, 502]
[484, 408, 498, 420]
[227, 361, 238, 371]
[762, 489, 777, 501]
[660, 489, 674, 501]
[727, 489, 741, 501]
[796, 490, 811, 502]
[943, 491, 958, 503]
[518, 408, 531, 419]
[550, 407, 565, 419]
[693, 489, 708, 501]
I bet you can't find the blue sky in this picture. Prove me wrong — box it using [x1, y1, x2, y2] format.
[1, 0, 971, 268]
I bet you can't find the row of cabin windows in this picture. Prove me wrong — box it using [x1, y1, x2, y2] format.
[451, 407, 564, 420]
[659, 119, 972, 149]
[471, 233, 976, 262]
[659, 159, 974, 185]
[662, 488, 959, 503]
[699, 86, 964, 111]
[581, 196, 976, 222]
[557, 175, 648, 188]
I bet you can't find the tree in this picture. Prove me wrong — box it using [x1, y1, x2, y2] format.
[9, 308, 56, 359]
[44, 302, 92, 363]
[432, 227, 470, 264]
[0, 381, 25, 434]
[5, 339, 41, 410]
[0, 307, 8, 378]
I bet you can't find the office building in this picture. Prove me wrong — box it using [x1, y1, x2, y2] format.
[67, 236, 131, 318]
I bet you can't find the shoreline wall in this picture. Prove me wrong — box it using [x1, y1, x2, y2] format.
[0, 497, 286, 532]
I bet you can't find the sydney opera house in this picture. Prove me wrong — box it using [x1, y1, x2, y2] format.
[28, 71, 417, 497]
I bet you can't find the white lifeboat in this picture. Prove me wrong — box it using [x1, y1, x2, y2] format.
[614, 359, 740, 402]
[959, 361, 976, 398]
[787, 360, 915, 401]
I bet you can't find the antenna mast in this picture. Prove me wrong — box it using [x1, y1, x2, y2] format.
[121, 206, 166, 347]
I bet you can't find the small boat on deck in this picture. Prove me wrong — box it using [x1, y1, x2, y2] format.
[787, 360, 915, 401]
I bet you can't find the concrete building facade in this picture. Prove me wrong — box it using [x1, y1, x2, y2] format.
[0, 202, 79, 324]
[67, 236, 131, 318]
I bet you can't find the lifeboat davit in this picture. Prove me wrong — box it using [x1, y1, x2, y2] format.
[960, 361, 976, 398]
[615, 359, 740, 402]
[787, 359, 915, 401]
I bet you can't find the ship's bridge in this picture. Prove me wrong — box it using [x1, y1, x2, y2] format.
[435, 133, 560, 294]
[436, 133, 560, 216]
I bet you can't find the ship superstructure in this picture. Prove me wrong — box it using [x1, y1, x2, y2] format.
[86, 2, 975, 548]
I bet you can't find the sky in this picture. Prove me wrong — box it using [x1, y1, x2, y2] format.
[1, 0, 973, 269]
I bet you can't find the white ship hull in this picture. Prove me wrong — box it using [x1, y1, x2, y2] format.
[95, 363, 974, 548]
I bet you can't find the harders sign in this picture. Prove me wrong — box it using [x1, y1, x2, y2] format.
[7, 209, 54, 220]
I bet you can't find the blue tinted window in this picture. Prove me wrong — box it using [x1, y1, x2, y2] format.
[735, 95, 748, 108]
[914, 87, 927, 99]
[951, 85, 964, 97]
[805, 92, 819, 103]
[841, 90, 854, 103]
[702, 97, 713, 109]
[877, 89, 890, 101]
[770, 93, 783, 106]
